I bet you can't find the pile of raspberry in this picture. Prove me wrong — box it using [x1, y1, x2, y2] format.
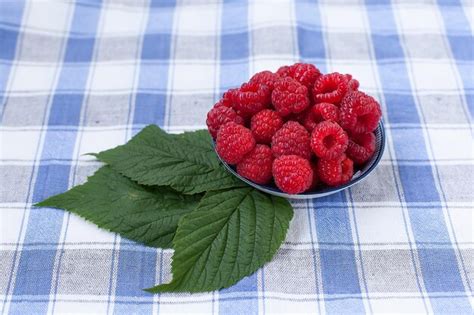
[207, 63, 382, 195]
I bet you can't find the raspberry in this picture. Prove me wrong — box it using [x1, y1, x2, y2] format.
[312, 72, 348, 104]
[272, 155, 313, 194]
[233, 81, 271, 117]
[344, 74, 359, 91]
[237, 144, 273, 184]
[276, 65, 291, 77]
[310, 121, 348, 159]
[250, 109, 283, 144]
[312, 102, 339, 122]
[271, 121, 312, 160]
[301, 109, 319, 132]
[340, 91, 382, 134]
[206, 105, 244, 139]
[216, 122, 255, 165]
[249, 71, 280, 90]
[272, 77, 310, 117]
[346, 132, 376, 165]
[219, 88, 238, 108]
[317, 154, 354, 186]
[277, 63, 321, 88]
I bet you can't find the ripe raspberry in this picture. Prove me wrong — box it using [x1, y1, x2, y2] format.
[312, 72, 349, 104]
[218, 88, 238, 108]
[272, 155, 313, 194]
[237, 144, 273, 184]
[346, 132, 376, 165]
[206, 105, 245, 139]
[272, 77, 310, 117]
[232, 81, 271, 117]
[272, 121, 312, 160]
[216, 122, 255, 165]
[250, 109, 283, 144]
[277, 63, 321, 88]
[249, 71, 280, 90]
[311, 121, 348, 159]
[340, 91, 382, 134]
[312, 102, 339, 123]
[302, 103, 340, 132]
[301, 108, 319, 132]
[317, 154, 354, 186]
[344, 74, 359, 91]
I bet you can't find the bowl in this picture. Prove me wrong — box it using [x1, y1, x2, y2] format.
[214, 121, 386, 199]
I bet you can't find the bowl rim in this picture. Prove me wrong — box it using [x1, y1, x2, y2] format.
[214, 120, 386, 199]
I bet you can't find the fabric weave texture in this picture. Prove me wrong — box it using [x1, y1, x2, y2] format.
[0, 0, 472, 314]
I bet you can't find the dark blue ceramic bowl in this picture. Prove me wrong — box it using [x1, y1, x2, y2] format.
[215, 121, 385, 199]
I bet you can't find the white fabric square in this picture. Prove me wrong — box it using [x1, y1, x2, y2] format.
[370, 297, 426, 314]
[411, 62, 458, 91]
[427, 128, 472, 160]
[0, 130, 41, 160]
[64, 213, 116, 244]
[10, 64, 57, 93]
[54, 299, 108, 314]
[159, 300, 213, 314]
[78, 129, 126, 156]
[101, 6, 146, 36]
[284, 206, 314, 245]
[250, 1, 292, 26]
[354, 207, 409, 243]
[23, 1, 71, 33]
[177, 4, 219, 34]
[448, 208, 473, 243]
[264, 296, 317, 315]
[323, 4, 365, 31]
[172, 64, 215, 92]
[0, 208, 26, 244]
[396, 5, 441, 33]
[90, 63, 136, 92]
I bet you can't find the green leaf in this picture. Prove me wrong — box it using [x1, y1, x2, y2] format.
[94, 125, 244, 194]
[145, 187, 293, 293]
[35, 166, 201, 248]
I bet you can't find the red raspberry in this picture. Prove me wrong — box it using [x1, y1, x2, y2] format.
[312, 102, 339, 122]
[216, 122, 255, 165]
[277, 63, 321, 88]
[249, 71, 280, 90]
[272, 121, 312, 160]
[272, 155, 313, 194]
[206, 105, 244, 139]
[233, 81, 271, 117]
[250, 109, 283, 144]
[340, 91, 382, 134]
[276, 65, 290, 77]
[344, 74, 359, 91]
[346, 132, 376, 165]
[311, 121, 348, 159]
[301, 108, 319, 132]
[272, 77, 310, 117]
[317, 154, 354, 186]
[312, 72, 348, 104]
[237, 144, 273, 184]
[219, 88, 238, 108]
[301, 102, 340, 132]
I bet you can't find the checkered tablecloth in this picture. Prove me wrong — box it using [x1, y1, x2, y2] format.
[0, 0, 472, 314]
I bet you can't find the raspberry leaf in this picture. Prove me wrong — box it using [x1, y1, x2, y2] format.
[145, 187, 293, 293]
[94, 125, 244, 194]
[35, 166, 200, 248]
